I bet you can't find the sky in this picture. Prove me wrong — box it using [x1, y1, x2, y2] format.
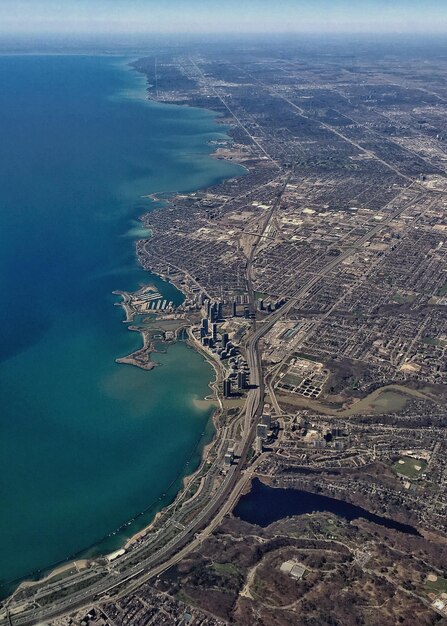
[1, 0, 447, 35]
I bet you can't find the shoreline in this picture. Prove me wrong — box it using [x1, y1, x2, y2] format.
[103, 58, 242, 548]
[114, 52, 249, 549]
[6, 58, 247, 600]
[7, 307, 225, 599]
[115, 325, 159, 370]
[123, 327, 224, 549]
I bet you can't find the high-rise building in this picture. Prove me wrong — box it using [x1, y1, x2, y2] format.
[232, 301, 237, 317]
[217, 301, 223, 321]
[243, 306, 250, 319]
[238, 370, 248, 390]
[258, 298, 265, 311]
[223, 378, 232, 398]
[313, 439, 327, 449]
[224, 447, 234, 466]
[261, 411, 271, 429]
[210, 302, 218, 322]
[224, 452, 233, 466]
[256, 423, 269, 439]
[212, 322, 218, 340]
[201, 317, 209, 334]
[222, 332, 229, 348]
[331, 427, 343, 438]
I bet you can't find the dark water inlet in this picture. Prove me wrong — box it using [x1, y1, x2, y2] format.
[234, 478, 420, 536]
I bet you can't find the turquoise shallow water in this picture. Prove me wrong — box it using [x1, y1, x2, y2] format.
[0, 55, 243, 593]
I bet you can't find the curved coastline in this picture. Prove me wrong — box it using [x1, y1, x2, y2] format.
[5, 336, 221, 598]
[4, 58, 246, 601]
[98, 264, 229, 551]
[103, 56, 244, 553]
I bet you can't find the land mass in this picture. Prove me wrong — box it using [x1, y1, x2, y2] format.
[2, 37, 447, 626]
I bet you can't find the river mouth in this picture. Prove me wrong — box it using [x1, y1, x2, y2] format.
[234, 478, 420, 536]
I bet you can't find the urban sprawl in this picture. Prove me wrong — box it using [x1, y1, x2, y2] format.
[3, 40, 447, 626]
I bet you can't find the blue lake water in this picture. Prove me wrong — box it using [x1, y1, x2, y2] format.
[0, 55, 243, 593]
[234, 479, 420, 535]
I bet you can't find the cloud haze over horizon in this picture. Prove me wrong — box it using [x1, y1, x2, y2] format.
[1, 0, 447, 35]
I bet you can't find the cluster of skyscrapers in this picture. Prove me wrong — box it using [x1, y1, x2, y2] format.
[195, 297, 251, 398]
[257, 297, 287, 313]
[223, 406, 273, 468]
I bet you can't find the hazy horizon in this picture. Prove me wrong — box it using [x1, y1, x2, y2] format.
[1, 0, 447, 36]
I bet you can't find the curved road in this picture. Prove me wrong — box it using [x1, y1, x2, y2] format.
[1, 194, 416, 626]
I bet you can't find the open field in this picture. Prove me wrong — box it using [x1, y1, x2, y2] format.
[393, 457, 428, 480]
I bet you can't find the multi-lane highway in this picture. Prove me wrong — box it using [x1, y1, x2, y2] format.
[1, 191, 416, 626]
